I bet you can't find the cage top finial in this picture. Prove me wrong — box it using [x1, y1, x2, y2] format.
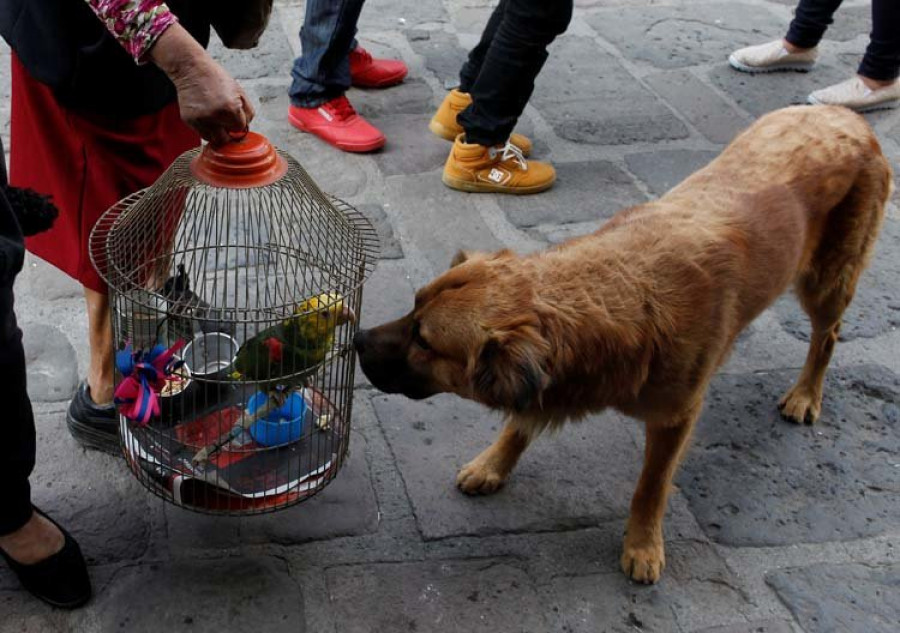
[190, 131, 289, 189]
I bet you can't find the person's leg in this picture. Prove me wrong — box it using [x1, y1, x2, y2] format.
[458, 0, 508, 94]
[85, 288, 113, 405]
[785, 0, 844, 50]
[457, 0, 573, 147]
[289, 0, 366, 107]
[858, 0, 900, 84]
[0, 284, 64, 565]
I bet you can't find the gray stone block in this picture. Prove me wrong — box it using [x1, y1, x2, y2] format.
[209, 26, 294, 81]
[21, 323, 79, 402]
[774, 217, 900, 342]
[585, 4, 786, 70]
[626, 149, 720, 197]
[358, 0, 449, 32]
[708, 62, 854, 118]
[353, 78, 435, 118]
[384, 173, 505, 274]
[29, 423, 153, 564]
[767, 563, 900, 633]
[677, 364, 900, 546]
[548, 541, 753, 633]
[357, 204, 404, 259]
[14, 255, 82, 300]
[645, 71, 751, 144]
[499, 160, 645, 228]
[407, 30, 467, 89]
[238, 430, 379, 544]
[86, 557, 302, 633]
[695, 621, 795, 633]
[532, 37, 688, 145]
[372, 394, 641, 540]
[825, 5, 873, 43]
[369, 114, 452, 176]
[325, 559, 552, 632]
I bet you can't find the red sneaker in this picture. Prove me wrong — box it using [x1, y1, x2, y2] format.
[288, 96, 386, 153]
[349, 47, 408, 88]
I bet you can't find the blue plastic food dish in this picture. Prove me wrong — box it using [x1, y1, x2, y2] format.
[247, 391, 308, 447]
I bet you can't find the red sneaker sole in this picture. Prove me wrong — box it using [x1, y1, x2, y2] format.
[288, 112, 386, 153]
[351, 69, 408, 89]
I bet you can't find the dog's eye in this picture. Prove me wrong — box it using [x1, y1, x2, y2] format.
[412, 323, 432, 351]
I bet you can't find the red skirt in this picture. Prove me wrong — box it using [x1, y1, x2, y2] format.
[10, 54, 200, 294]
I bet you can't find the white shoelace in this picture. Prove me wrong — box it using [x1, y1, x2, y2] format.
[490, 141, 528, 171]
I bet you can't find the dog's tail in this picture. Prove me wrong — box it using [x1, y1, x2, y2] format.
[2, 185, 59, 236]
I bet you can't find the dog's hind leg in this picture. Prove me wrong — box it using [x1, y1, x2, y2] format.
[779, 160, 890, 424]
[457, 414, 535, 495]
[622, 401, 701, 584]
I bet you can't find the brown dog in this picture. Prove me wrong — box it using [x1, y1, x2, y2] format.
[354, 105, 893, 583]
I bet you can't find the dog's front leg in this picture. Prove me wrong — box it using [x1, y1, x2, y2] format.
[457, 414, 534, 495]
[622, 404, 700, 584]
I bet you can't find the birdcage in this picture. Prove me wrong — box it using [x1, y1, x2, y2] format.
[89, 132, 378, 515]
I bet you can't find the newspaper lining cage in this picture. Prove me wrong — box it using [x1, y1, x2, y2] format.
[89, 132, 378, 514]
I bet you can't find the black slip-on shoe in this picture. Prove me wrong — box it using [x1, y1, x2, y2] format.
[66, 381, 120, 456]
[0, 508, 92, 609]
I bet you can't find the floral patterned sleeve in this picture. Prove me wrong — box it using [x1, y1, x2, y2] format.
[84, 0, 179, 64]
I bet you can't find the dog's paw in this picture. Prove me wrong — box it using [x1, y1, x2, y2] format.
[621, 541, 666, 585]
[778, 386, 821, 425]
[456, 459, 506, 495]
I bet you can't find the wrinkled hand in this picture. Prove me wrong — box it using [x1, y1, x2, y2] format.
[171, 57, 254, 146]
[150, 24, 255, 145]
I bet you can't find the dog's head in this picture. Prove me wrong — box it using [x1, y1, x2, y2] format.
[354, 249, 551, 411]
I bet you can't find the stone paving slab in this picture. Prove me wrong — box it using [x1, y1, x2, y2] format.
[532, 36, 689, 145]
[406, 29, 468, 90]
[644, 70, 750, 145]
[372, 393, 642, 540]
[21, 323, 79, 403]
[625, 149, 720, 197]
[84, 557, 303, 633]
[499, 160, 645, 230]
[324, 559, 551, 632]
[766, 563, 900, 633]
[678, 364, 900, 546]
[584, 3, 785, 71]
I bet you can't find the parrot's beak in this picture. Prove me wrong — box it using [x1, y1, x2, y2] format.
[338, 305, 357, 326]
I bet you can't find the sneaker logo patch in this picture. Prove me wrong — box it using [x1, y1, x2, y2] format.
[318, 107, 334, 122]
[488, 168, 505, 183]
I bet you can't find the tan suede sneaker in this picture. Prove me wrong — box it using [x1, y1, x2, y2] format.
[442, 135, 555, 195]
[807, 76, 900, 112]
[430, 89, 533, 156]
[728, 40, 818, 73]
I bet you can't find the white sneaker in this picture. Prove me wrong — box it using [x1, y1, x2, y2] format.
[807, 76, 900, 112]
[728, 40, 818, 73]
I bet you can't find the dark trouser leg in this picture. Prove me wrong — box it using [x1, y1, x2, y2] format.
[458, 0, 508, 93]
[859, 0, 900, 81]
[457, 0, 573, 146]
[785, 0, 844, 49]
[0, 178, 34, 535]
[289, 0, 367, 107]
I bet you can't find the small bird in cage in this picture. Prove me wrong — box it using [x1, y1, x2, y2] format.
[191, 292, 355, 465]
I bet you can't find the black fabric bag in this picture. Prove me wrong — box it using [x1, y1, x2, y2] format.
[210, 0, 274, 50]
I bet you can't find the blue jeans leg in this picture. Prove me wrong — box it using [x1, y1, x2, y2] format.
[289, 0, 366, 108]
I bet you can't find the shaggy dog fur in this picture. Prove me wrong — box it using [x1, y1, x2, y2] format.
[354, 105, 893, 583]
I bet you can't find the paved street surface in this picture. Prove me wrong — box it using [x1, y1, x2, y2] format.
[2, 1, 900, 631]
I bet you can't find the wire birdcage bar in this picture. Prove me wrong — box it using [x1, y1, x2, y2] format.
[90, 135, 378, 515]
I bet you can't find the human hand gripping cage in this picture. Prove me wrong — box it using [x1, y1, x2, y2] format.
[89, 132, 378, 514]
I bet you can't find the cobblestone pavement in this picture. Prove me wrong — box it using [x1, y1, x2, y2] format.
[2, 1, 900, 631]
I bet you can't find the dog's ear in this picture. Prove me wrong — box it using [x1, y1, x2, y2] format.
[472, 320, 550, 412]
[450, 249, 514, 269]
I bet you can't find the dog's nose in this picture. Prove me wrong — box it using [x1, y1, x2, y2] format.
[353, 329, 369, 353]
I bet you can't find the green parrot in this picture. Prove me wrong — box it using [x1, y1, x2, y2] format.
[230, 292, 356, 384]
